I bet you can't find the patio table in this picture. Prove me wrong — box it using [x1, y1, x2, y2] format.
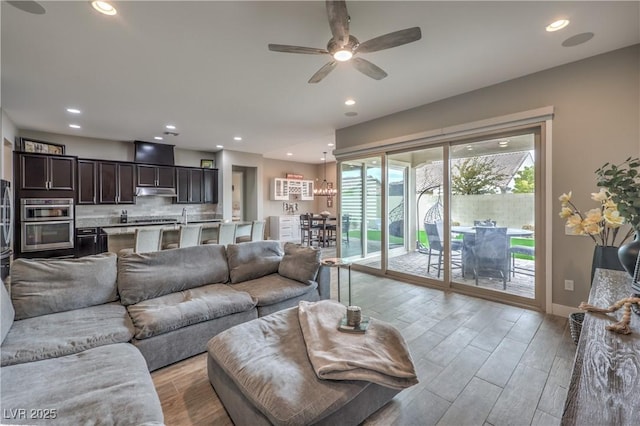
[451, 226, 533, 277]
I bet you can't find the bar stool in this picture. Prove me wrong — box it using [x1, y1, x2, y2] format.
[118, 227, 164, 256]
[236, 220, 265, 243]
[164, 224, 203, 249]
[204, 222, 236, 246]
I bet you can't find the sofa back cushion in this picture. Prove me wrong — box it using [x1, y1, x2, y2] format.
[117, 244, 229, 305]
[278, 242, 321, 285]
[1, 279, 14, 344]
[227, 241, 283, 284]
[10, 253, 118, 320]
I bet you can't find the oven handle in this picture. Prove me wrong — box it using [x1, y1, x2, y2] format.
[22, 220, 74, 226]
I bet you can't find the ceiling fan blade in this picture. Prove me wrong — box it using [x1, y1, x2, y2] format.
[308, 61, 337, 84]
[268, 44, 329, 55]
[352, 57, 388, 80]
[7, 1, 45, 15]
[357, 27, 422, 54]
[326, 0, 350, 48]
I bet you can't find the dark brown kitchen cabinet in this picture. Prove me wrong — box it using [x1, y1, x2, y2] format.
[77, 160, 97, 204]
[136, 164, 175, 188]
[18, 153, 75, 191]
[98, 161, 135, 204]
[203, 169, 218, 204]
[175, 167, 203, 204]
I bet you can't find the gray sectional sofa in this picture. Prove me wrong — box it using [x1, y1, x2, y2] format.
[0, 240, 328, 425]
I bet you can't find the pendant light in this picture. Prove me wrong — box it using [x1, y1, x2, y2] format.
[314, 152, 338, 197]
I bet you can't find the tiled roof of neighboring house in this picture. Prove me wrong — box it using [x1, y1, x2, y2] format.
[416, 151, 533, 193]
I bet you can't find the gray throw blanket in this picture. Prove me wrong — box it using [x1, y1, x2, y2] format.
[298, 300, 418, 390]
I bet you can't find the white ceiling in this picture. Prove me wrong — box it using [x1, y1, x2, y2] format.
[2, 1, 639, 164]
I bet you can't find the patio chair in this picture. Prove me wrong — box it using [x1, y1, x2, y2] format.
[510, 243, 535, 277]
[472, 227, 510, 289]
[342, 214, 350, 244]
[424, 221, 462, 278]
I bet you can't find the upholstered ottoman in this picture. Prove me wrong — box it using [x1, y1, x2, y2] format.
[207, 300, 417, 426]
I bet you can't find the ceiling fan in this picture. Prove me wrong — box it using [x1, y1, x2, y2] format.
[268, 0, 421, 83]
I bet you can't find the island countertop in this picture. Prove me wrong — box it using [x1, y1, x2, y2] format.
[101, 220, 249, 236]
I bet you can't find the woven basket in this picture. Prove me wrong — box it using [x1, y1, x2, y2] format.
[569, 312, 585, 345]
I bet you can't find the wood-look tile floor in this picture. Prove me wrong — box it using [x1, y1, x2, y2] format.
[152, 270, 576, 426]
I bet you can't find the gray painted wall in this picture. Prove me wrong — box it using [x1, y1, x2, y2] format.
[336, 45, 640, 308]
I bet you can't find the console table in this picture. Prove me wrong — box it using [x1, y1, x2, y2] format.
[562, 268, 639, 426]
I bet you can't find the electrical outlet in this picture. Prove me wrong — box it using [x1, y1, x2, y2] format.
[564, 279, 574, 291]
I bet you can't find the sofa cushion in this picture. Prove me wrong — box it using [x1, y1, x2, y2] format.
[1, 302, 134, 367]
[227, 241, 283, 284]
[117, 244, 230, 305]
[232, 274, 318, 307]
[1, 343, 164, 425]
[278, 242, 321, 285]
[127, 284, 257, 339]
[10, 253, 118, 320]
[1, 279, 14, 345]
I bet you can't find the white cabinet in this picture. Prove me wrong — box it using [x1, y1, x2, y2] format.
[269, 215, 301, 242]
[270, 178, 314, 201]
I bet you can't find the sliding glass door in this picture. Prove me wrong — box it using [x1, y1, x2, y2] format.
[340, 157, 382, 271]
[337, 127, 542, 308]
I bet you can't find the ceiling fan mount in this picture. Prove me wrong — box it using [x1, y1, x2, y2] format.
[268, 0, 421, 83]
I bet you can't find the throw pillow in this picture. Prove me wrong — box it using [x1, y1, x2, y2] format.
[278, 242, 321, 285]
[227, 241, 283, 284]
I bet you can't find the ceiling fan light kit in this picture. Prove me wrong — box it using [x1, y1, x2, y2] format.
[268, 0, 422, 83]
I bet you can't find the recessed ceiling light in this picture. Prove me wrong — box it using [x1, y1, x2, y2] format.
[233, 136, 242, 141]
[165, 124, 176, 130]
[216, 145, 224, 149]
[66, 108, 81, 114]
[345, 99, 356, 106]
[467, 147, 473, 151]
[345, 111, 358, 117]
[154, 136, 163, 140]
[91, 1, 117, 16]
[287, 152, 293, 156]
[328, 143, 334, 147]
[69, 124, 81, 129]
[546, 19, 569, 32]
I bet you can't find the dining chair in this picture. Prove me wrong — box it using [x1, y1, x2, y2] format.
[164, 224, 202, 249]
[236, 220, 265, 243]
[424, 221, 462, 278]
[118, 227, 164, 256]
[300, 214, 320, 246]
[472, 226, 509, 288]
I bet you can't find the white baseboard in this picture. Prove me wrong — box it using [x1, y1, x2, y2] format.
[552, 303, 581, 318]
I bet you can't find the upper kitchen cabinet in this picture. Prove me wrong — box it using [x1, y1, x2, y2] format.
[175, 167, 203, 204]
[17, 153, 75, 192]
[136, 164, 175, 188]
[98, 161, 135, 204]
[203, 169, 218, 204]
[77, 159, 97, 204]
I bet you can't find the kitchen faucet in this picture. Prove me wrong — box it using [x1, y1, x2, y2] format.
[182, 208, 188, 224]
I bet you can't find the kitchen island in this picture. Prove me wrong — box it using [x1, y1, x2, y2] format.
[101, 220, 252, 253]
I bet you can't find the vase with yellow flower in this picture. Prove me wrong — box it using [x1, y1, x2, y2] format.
[559, 188, 633, 283]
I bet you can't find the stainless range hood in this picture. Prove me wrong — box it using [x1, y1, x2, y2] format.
[135, 187, 177, 197]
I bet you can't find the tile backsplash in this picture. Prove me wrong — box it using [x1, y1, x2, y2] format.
[76, 196, 218, 222]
